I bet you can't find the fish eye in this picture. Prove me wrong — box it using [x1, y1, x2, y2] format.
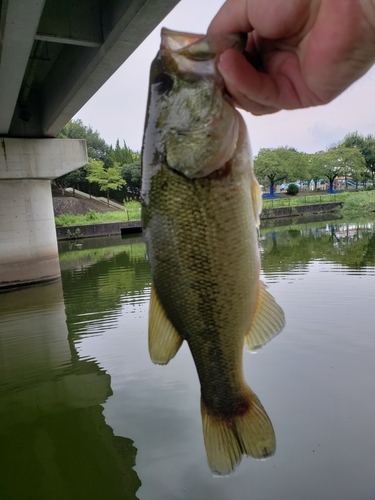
[154, 73, 174, 94]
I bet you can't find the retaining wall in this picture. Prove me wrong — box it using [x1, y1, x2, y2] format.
[261, 201, 343, 219]
[56, 220, 142, 240]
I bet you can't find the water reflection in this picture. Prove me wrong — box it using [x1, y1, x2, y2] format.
[260, 219, 375, 278]
[60, 236, 150, 337]
[0, 280, 141, 499]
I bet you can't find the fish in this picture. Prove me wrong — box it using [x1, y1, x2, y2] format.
[141, 28, 285, 475]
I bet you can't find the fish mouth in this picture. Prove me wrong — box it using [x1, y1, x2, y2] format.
[160, 28, 246, 60]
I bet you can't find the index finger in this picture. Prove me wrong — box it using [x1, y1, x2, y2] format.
[207, 0, 253, 35]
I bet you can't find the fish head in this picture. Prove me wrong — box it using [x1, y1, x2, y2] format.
[143, 28, 246, 179]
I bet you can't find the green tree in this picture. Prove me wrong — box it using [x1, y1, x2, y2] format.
[254, 147, 307, 196]
[58, 119, 109, 161]
[86, 160, 126, 205]
[311, 150, 337, 192]
[54, 168, 86, 196]
[56, 120, 141, 199]
[312, 146, 366, 192]
[342, 132, 375, 186]
[121, 162, 141, 200]
[55, 119, 110, 195]
[106, 139, 141, 167]
[306, 152, 326, 190]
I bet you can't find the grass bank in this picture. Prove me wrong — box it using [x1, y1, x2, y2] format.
[340, 190, 375, 216]
[55, 201, 141, 227]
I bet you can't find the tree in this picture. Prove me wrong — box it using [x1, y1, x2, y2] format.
[55, 119, 110, 194]
[343, 132, 375, 186]
[54, 168, 86, 196]
[310, 150, 337, 192]
[254, 147, 308, 196]
[86, 160, 126, 205]
[55, 120, 141, 198]
[306, 153, 326, 190]
[106, 139, 141, 168]
[121, 162, 141, 200]
[312, 145, 366, 192]
[58, 119, 109, 161]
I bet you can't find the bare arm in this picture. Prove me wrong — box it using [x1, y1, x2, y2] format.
[207, 0, 375, 114]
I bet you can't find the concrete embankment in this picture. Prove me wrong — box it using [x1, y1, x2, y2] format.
[56, 202, 343, 240]
[261, 201, 343, 219]
[56, 221, 142, 240]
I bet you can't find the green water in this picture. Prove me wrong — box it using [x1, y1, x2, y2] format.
[1, 218, 375, 499]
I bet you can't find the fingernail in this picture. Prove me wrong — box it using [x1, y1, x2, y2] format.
[218, 52, 231, 72]
[218, 52, 233, 82]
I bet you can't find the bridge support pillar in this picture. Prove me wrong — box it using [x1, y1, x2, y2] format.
[0, 138, 87, 289]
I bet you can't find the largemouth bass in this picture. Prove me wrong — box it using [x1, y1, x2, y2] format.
[141, 28, 285, 475]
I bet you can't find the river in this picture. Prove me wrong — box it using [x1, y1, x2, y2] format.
[1, 216, 374, 499]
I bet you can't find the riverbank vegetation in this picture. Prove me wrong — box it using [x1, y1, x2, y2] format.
[55, 202, 141, 227]
[263, 190, 375, 216]
[340, 190, 375, 216]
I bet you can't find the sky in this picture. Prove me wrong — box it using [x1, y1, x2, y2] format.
[74, 0, 375, 157]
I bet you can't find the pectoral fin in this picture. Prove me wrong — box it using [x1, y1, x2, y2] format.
[244, 281, 285, 352]
[148, 285, 183, 364]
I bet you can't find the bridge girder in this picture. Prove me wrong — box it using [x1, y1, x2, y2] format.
[0, 0, 180, 138]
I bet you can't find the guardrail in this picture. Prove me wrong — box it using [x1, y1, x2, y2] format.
[65, 187, 124, 210]
[262, 194, 346, 208]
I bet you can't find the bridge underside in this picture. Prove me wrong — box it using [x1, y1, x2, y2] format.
[0, 0, 180, 288]
[0, 0, 180, 137]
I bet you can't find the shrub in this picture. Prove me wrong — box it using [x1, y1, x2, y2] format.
[86, 208, 98, 221]
[286, 183, 299, 195]
[341, 191, 375, 215]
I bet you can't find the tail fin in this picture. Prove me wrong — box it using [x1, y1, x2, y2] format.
[201, 389, 275, 475]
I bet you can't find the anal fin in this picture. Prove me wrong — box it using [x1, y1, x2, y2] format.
[245, 281, 285, 352]
[148, 285, 183, 364]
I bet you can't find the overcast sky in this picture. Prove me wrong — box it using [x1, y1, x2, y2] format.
[74, 0, 375, 157]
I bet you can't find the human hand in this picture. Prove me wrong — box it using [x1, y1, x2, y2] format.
[207, 0, 375, 114]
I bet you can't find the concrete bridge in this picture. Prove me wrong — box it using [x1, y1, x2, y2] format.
[0, 0, 179, 289]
